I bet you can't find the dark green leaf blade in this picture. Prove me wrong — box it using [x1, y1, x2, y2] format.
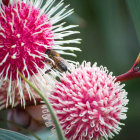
[127, 0, 140, 45]
[0, 128, 32, 140]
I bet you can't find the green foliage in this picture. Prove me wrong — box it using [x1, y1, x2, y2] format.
[0, 128, 32, 140]
[127, 0, 140, 45]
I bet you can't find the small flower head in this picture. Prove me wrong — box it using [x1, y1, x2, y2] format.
[0, 0, 80, 109]
[43, 62, 129, 140]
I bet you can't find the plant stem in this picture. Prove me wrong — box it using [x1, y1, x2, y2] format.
[18, 72, 65, 140]
[116, 53, 140, 82]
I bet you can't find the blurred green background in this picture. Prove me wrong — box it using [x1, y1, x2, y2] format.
[1, 0, 140, 140]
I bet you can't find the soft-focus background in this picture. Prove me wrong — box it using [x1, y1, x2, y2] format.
[1, 0, 140, 140]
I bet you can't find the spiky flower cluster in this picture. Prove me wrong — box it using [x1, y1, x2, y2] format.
[42, 62, 129, 140]
[0, 0, 80, 109]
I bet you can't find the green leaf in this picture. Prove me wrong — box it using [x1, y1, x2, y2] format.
[0, 128, 32, 140]
[126, 0, 140, 45]
[0, 118, 41, 140]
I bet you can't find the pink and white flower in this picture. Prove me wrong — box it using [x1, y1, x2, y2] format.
[0, 0, 80, 109]
[42, 61, 129, 140]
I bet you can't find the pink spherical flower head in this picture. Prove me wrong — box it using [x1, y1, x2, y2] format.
[0, 0, 80, 109]
[43, 61, 129, 140]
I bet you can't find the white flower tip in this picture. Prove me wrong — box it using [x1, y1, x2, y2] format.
[74, 31, 80, 34]
[76, 48, 82, 51]
[70, 48, 81, 52]
[77, 38, 82, 44]
[71, 53, 77, 57]
[73, 25, 79, 27]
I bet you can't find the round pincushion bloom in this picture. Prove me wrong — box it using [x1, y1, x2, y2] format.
[42, 62, 129, 140]
[0, 0, 80, 109]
